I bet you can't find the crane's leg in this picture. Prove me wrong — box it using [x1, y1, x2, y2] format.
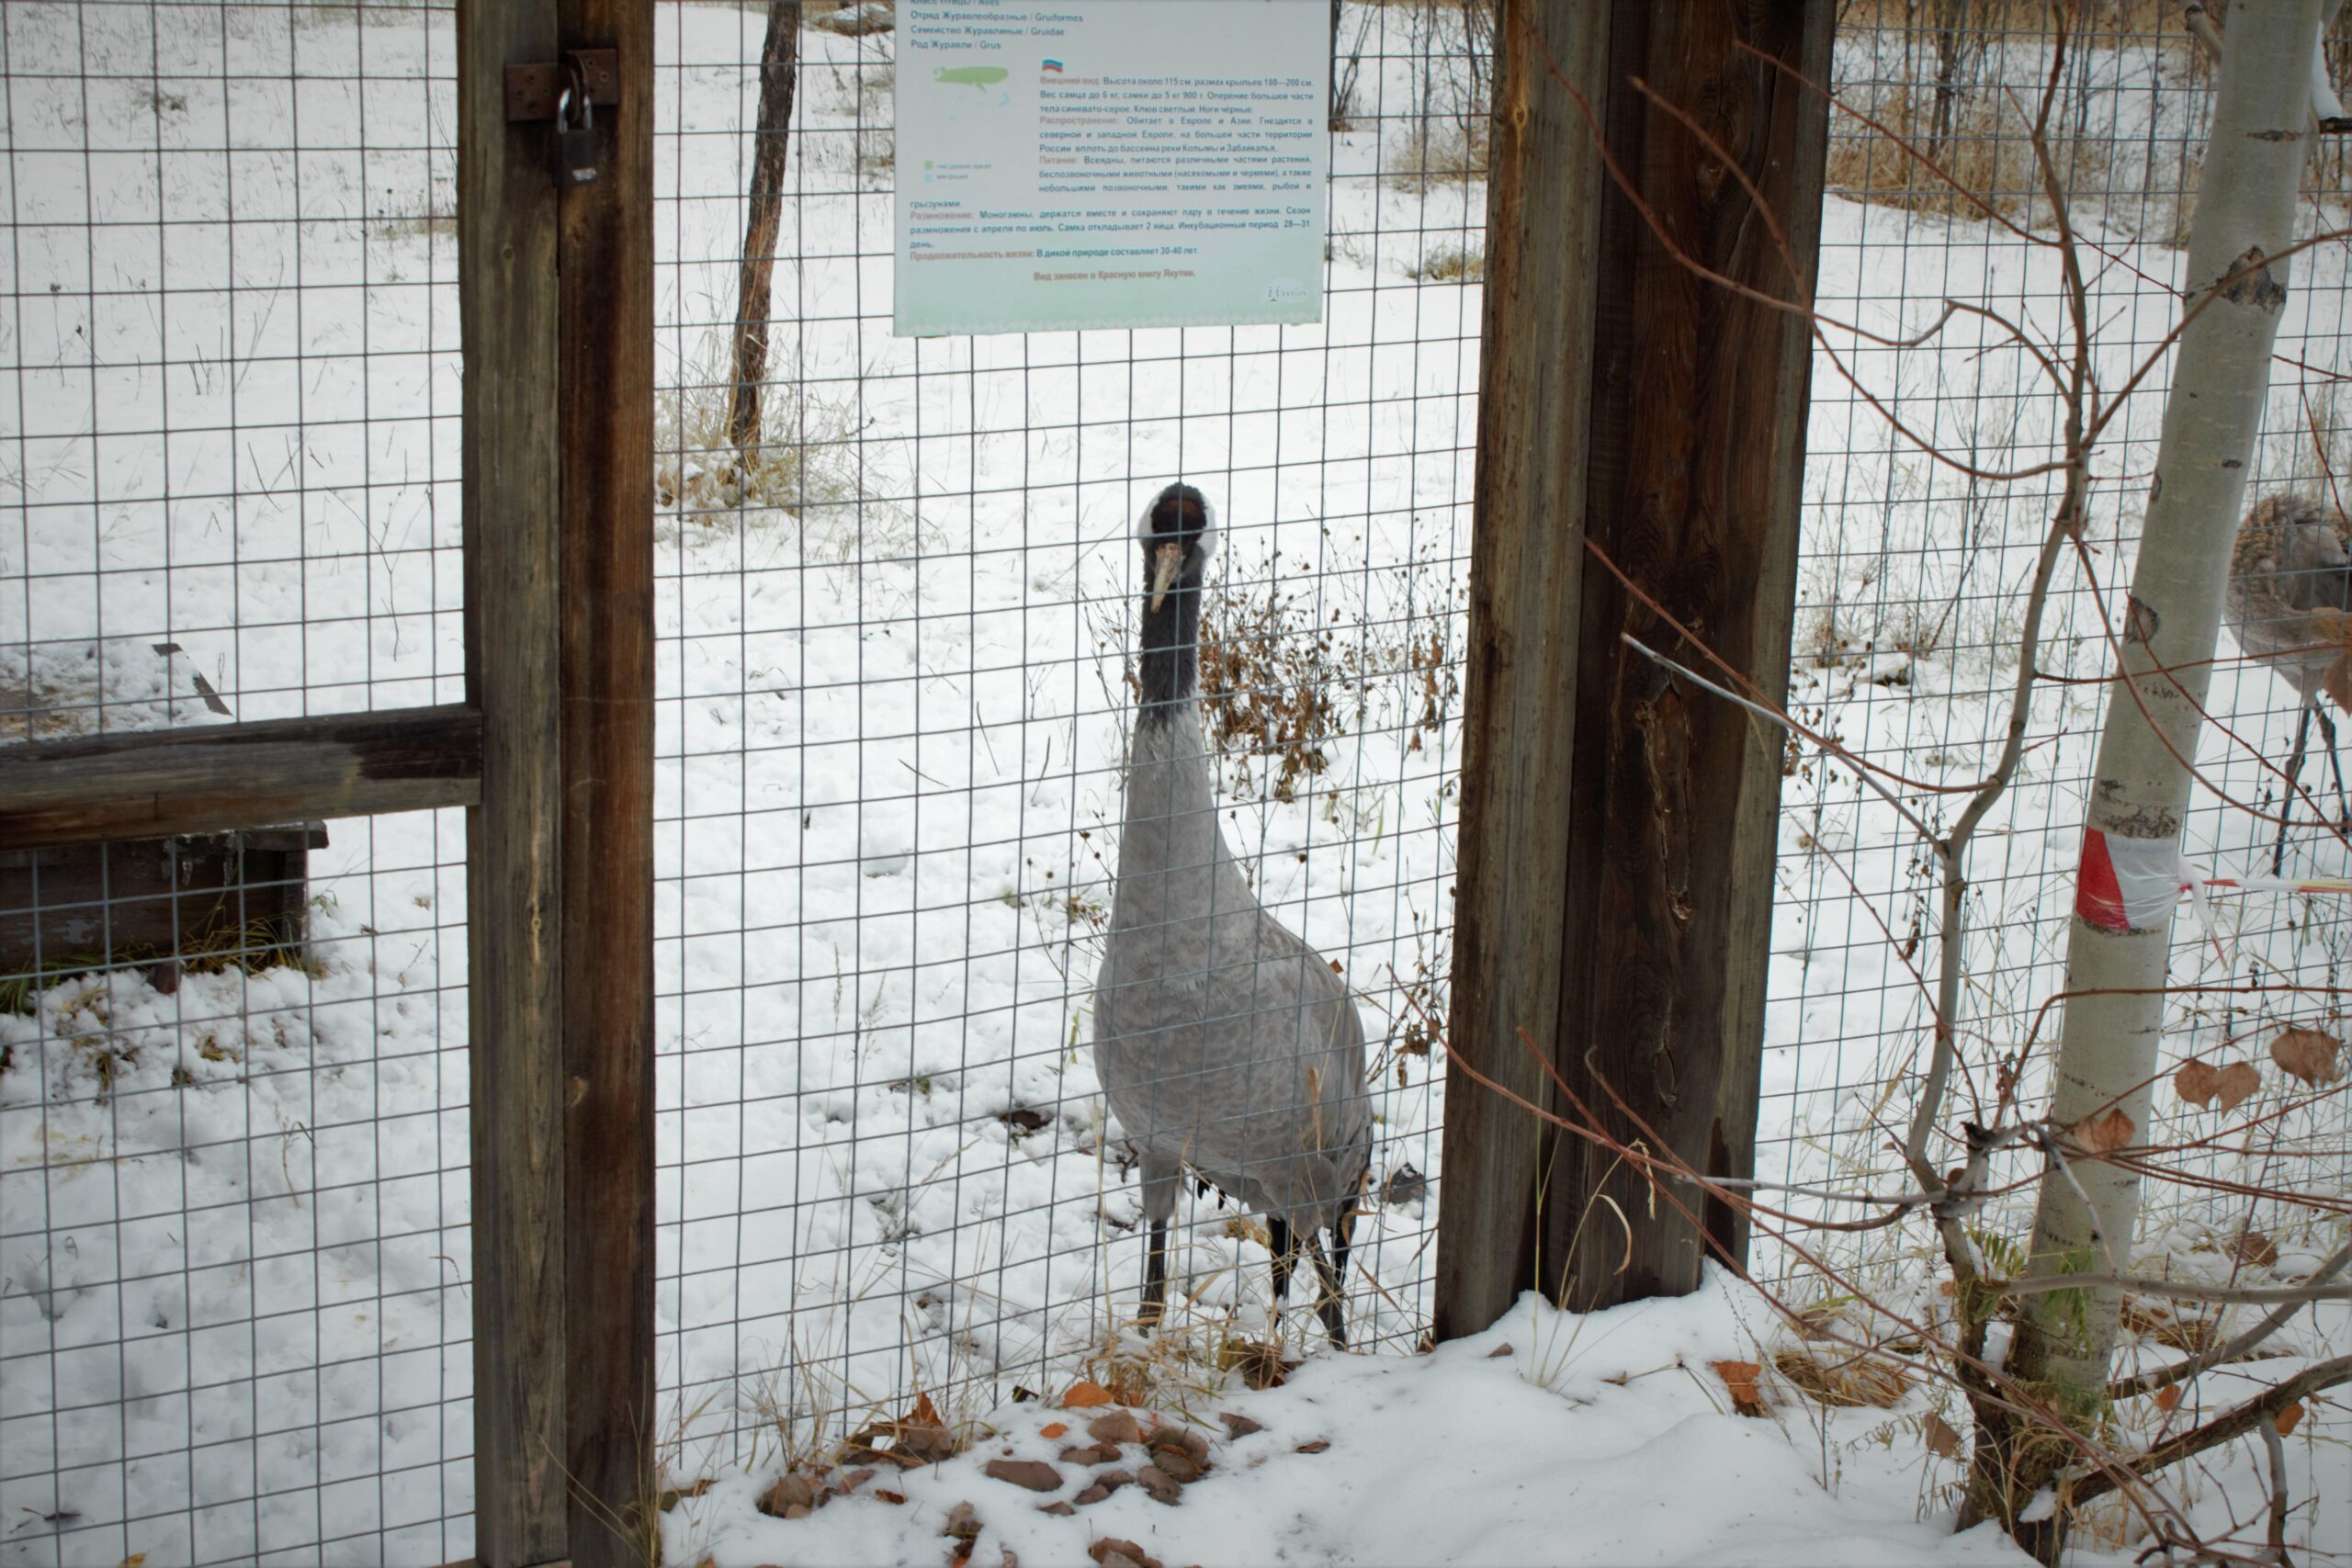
[1303, 1230, 1348, 1348]
[1329, 1202, 1357, 1286]
[1266, 1213, 1295, 1303]
[1139, 1215, 1168, 1332]
[2317, 704, 2349, 832]
[2272, 700, 2316, 877]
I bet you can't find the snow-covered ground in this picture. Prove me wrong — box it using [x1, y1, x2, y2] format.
[2, 3, 2348, 1566]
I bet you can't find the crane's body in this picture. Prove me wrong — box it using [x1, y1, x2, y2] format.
[1092, 483, 1372, 1346]
[2227, 492, 2352, 874]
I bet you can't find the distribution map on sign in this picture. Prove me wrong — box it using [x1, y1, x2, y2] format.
[894, 0, 1330, 335]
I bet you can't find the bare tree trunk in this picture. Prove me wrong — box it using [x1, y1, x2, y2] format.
[1964, 0, 2323, 1551]
[727, 0, 800, 457]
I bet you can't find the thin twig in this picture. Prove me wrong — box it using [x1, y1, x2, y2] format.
[2113, 1236, 2352, 1400]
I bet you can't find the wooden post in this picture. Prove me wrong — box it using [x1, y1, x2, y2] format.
[459, 0, 655, 1562]
[1436, 0, 1831, 1338]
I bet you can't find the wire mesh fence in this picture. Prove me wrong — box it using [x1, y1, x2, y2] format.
[1766, 2, 2352, 1331]
[647, 0, 1479, 1480]
[5, 0, 2351, 1562]
[2, 2, 467, 1563]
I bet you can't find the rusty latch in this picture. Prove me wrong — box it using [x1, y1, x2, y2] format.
[505, 48, 617, 122]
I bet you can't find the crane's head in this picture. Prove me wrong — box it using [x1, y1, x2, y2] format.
[1139, 482, 1217, 612]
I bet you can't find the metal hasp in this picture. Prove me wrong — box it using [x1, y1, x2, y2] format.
[504, 47, 618, 121]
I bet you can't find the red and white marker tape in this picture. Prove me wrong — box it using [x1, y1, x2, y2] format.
[2077, 827, 2352, 934]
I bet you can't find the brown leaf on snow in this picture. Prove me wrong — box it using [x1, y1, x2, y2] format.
[1922, 1412, 1962, 1459]
[2065, 1107, 2136, 1155]
[1710, 1359, 1769, 1416]
[2276, 1400, 2305, 1438]
[1060, 1381, 1115, 1409]
[2154, 1384, 2183, 1414]
[2269, 1026, 2345, 1086]
[2233, 1228, 2280, 1269]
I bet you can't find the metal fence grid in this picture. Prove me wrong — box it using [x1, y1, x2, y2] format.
[1769, 3, 2352, 1314]
[1, 2, 466, 1563]
[648, 0, 1480, 1479]
[7, 1, 2351, 1561]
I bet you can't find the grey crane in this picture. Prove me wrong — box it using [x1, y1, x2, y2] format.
[1091, 482, 1374, 1348]
[2226, 491, 2352, 874]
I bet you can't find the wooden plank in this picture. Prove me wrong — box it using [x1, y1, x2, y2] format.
[555, 0, 657, 1561]
[1434, 0, 1616, 1343]
[459, 0, 569, 1558]
[1438, 0, 1833, 1336]
[0, 707, 480, 849]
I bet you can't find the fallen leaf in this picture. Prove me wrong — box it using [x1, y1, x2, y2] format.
[2154, 1384, 2182, 1414]
[2269, 1026, 2345, 1086]
[2066, 1107, 2136, 1155]
[1711, 1359, 1769, 1416]
[1922, 1412, 1962, 1459]
[2173, 1059, 2220, 1107]
[1292, 1439, 1330, 1454]
[875, 1489, 908, 1506]
[2233, 1228, 2279, 1269]
[1039, 1422, 1068, 1439]
[2211, 1061, 2262, 1113]
[2276, 1400, 2305, 1438]
[1061, 1381, 1114, 1409]
[118, 1558, 147, 1568]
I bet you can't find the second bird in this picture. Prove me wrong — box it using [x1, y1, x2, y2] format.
[1092, 482, 1373, 1348]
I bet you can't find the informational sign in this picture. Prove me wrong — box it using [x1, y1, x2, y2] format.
[894, 0, 1329, 335]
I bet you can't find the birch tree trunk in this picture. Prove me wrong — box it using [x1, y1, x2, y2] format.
[1966, 0, 2322, 1548]
[726, 0, 801, 457]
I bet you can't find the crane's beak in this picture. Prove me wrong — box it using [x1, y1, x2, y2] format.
[1148, 541, 1182, 612]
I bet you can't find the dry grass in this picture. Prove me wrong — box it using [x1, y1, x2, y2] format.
[1408, 242, 1483, 283]
[1383, 117, 1487, 191]
[1824, 85, 2111, 225]
[1770, 1345, 1915, 1408]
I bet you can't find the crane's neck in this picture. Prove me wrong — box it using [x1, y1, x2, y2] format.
[1136, 576, 1201, 717]
[1115, 701, 1229, 929]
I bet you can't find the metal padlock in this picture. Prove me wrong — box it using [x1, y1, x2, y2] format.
[554, 85, 597, 186]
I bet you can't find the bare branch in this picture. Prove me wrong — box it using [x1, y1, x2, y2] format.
[2113, 1236, 2352, 1400]
[2063, 1356, 2352, 1512]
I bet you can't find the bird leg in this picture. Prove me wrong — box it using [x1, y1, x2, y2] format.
[1303, 1230, 1349, 1348]
[1266, 1214, 1295, 1303]
[2272, 700, 2317, 878]
[2317, 704, 2350, 833]
[1139, 1216, 1169, 1333]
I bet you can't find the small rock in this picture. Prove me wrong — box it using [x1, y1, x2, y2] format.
[1099, 1554, 1146, 1568]
[1036, 1501, 1077, 1517]
[1216, 1412, 1262, 1439]
[1380, 1160, 1427, 1208]
[1136, 1463, 1182, 1506]
[1486, 1343, 1514, 1359]
[943, 1501, 980, 1541]
[1294, 1439, 1330, 1454]
[1152, 1448, 1206, 1483]
[1058, 1443, 1124, 1465]
[983, 1458, 1063, 1493]
[785, 1502, 812, 1520]
[1072, 1483, 1110, 1506]
[811, 1, 895, 37]
[1088, 1410, 1145, 1445]
[842, 1467, 877, 1491]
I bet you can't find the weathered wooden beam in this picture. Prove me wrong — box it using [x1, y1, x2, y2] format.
[556, 0, 657, 1560]
[1438, 0, 1833, 1336]
[1433, 0, 1615, 1343]
[460, 0, 568, 1559]
[0, 707, 481, 850]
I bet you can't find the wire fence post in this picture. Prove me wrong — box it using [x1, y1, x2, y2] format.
[1438, 0, 1833, 1338]
[460, 0, 655, 1560]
